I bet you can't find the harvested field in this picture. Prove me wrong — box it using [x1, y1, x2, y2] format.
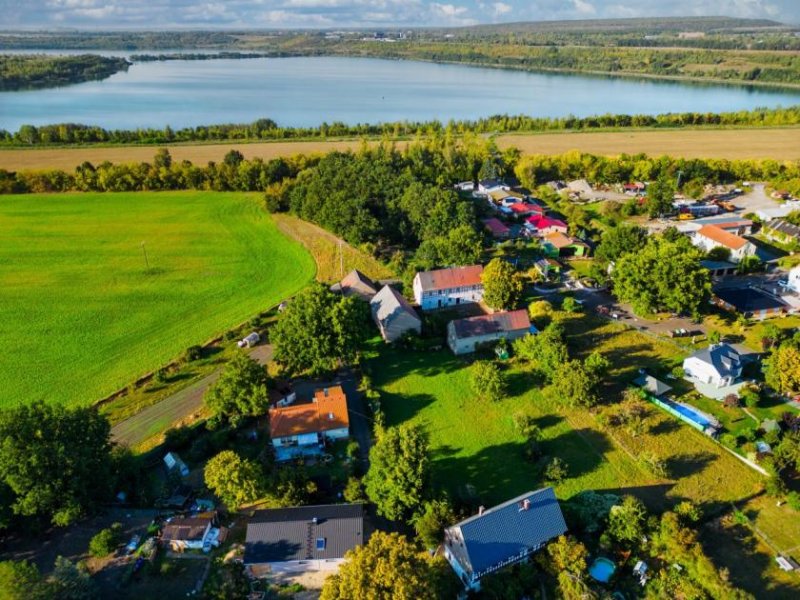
[2, 126, 799, 172]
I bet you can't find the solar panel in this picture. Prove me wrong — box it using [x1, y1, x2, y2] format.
[316, 537, 326, 551]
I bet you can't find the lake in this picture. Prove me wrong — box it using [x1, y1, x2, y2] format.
[2, 56, 800, 131]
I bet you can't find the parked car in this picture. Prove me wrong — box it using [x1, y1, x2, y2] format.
[125, 535, 141, 555]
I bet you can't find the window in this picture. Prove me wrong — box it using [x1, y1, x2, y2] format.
[316, 538, 326, 551]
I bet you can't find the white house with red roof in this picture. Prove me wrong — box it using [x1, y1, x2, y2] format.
[525, 215, 568, 236]
[692, 225, 756, 263]
[413, 265, 484, 311]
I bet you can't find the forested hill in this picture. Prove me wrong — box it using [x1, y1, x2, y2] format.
[0, 54, 131, 91]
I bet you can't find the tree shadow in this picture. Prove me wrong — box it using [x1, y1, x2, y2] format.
[505, 370, 544, 396]
[379, 391, 437, 426]
[649, 418, 681, 436]
[664, 451, 717, 479]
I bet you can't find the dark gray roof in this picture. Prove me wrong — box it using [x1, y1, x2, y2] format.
[633, 374, 672, 396]
[451, 309, 531, 340]
[715, 287, 787, 313]
[700, 259, 737, 271]
[769, 219, 800, 240]
[445, 488, 566, 578]
[689, 343, 742, 378]
[244, 504, 366, 564]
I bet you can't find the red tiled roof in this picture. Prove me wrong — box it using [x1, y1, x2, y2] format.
[269, 386, 349, 439]
[483, 218, 510, 236]
[415, 265, 484, 292]
[697, 225, 750, 250]
[451, 309, 531, 340]
[527, 215, 567, 230]
[509, 203, 543, 215]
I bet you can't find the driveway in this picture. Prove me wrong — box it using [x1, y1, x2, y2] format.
[111, 345, 273, 447]
[734, 183, 776, 216]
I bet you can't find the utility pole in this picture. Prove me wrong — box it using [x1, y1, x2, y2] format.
[339, 239, 344, 279]
[141, 241, 149, 269]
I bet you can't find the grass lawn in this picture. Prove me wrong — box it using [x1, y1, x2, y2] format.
[0, 191, 315, 407]
[367, 313, 764, 511]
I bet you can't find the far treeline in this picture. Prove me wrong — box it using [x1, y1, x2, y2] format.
[3, 105, 800, 147]
[0, 54, 131, 92]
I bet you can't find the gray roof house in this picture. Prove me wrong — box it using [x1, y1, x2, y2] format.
[683, 343, 743, 389]
[633, 373, 672, 397]
[330, 269, 378, 301]
[370, 285, 422, 343]
[244, 503, 367, 577]
[444, 488, 567, 590]
[447, 309, 534, 355]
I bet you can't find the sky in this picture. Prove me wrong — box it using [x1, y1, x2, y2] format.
[1, 0, 798, 29]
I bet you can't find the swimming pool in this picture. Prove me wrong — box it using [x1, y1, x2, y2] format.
[589, 557, 616, 583]
[663, 399, 712, 428]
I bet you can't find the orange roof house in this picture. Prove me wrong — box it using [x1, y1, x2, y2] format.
[269, 386, 350, 456]
[695, 225, 749, 250]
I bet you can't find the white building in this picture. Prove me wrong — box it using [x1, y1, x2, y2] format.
[682, 344, 743, 388]
[244, 504, 367, 577]
[692, 225, 756, 263]
[413, 265, 484, 311]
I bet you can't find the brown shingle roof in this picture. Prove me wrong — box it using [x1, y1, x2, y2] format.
[483, 218, 510, 236]
[451, 309, 531, 340]
[270, 386, 349, 439]
[543, 232, 575, 249]
[697, 225, 749, 250]
[162, 514, 214, 542]
[416, 265, 484, 292]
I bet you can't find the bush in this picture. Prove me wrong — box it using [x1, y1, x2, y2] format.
[89, 523, 122, 557]
[163, 425, 195, 451]
[184, 345, 203, 362]
[153, 368, 168, 385]
[561, 296, 581, 313]
[346, 440, 361, 460]
[671, 366, 685, 379]
[343, 477, 366, 503]
[723, 394, 741, 408]
[787, 491, 800, 511]
[765, 475, 787, 498]
[544, 457, 568, 483]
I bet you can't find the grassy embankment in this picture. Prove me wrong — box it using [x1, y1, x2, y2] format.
[1, 126, 799, 172]
[0, 191, 315, 408]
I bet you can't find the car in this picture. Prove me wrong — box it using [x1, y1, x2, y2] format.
[125, 534, 141, 555]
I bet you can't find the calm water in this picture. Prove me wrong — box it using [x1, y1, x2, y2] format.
[1, 56, 799, 131]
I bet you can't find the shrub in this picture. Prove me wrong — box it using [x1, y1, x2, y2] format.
[671, 366, 685, 379]
[765, 475, 787, 498]
[544, 457, 568, 483]
[723, 394, 741, 408]
[561, 296, 581, 313]
[343, 477, 366, 503]
[184, 345, 203, 362]
[163, 425, 195, 451]
[346, 440, 361, 460]
[153, 368, 168, 385]
[787, 491, 800, 511]
[89, 523, 122, 557]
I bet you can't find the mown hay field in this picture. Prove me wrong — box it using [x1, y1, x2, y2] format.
[1, 126, 798, 172]
[0, 191, 315, 407]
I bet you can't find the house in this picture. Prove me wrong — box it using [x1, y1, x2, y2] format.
[507, 203, 543, 218]
[541, 232, 590, 257]
[755, 201, 800, 222]
[488, 189, 524, 205]
[447, 309, 533, 355]
[413, 265, 484, 311]
[683, 344, 743, 388]
[535, 258, 562, 279]
[269, 386, 350, 461]
[623, 182, 646, 194]
[482, 218, 511, 239]
[478, 179, 508, 194]
[244, 503, 368, 577]
[161, 512, 224, 552]
[370, 285, 421, 343]
[444, 488, 567, 590]
[525, 215, 568, 236]
[567, 179, 593, 196]
[765, 219, 800, 245]
[714, 287, 788, 320]
[330, 269, 378, 301]
[692, 225, 756, 263]
[677, 217, 753, 235]
[163, 452, 189, 477]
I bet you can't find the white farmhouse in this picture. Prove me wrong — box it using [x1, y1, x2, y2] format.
[682, 343, 743, 388]
[413, 265, 484, 311]
[692, 225, 756, 263]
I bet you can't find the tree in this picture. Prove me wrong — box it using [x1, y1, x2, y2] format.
[706, 246, 732, 262]
[544, 456, 569, 483]
[481, 258, 523, 311]
[552, 359, 598, 408]
[765, 342, 800, 393]
[204, 352, 270, 427]
[320, 532, 438, 600]
[527, 299, 553, 326]
[271, 284, 369, 376]
[49, 556, 97, 600]
[364, 425, 429, 522]
[0, 402, 112, 527]
[435, 224, 483, 267]
[595, 224, 648, 263]
[413, 499, 456, 549]
[513, 323, 568, 382]
[607, 495, 648, 544]
[204, 451, 265, 509]
[561, 296, 581, 313]
[645, 173, 676, 218]
[88, 523, 122, 557]
[567, 491, 620, 533]
[0, 560, 47, 600]
[470, 361, 507, 402]
[613, 237, 711, 316]
[547, 535, 589, 576]
[737, 255, 763, 274]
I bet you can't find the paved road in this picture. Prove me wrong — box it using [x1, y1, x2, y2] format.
[111, 345, 273, 447]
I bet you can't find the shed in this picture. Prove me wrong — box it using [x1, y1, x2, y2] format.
[370, 285, 422, 343]
[633, 374, 672, 397]
[164, 452, 190, 477]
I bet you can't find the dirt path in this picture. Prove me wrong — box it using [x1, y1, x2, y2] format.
[111, 345, 273, 447]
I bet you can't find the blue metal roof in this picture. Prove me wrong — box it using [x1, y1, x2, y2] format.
[445, 488, 567, 578]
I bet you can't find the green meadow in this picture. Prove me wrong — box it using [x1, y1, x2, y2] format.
[0, 191, 315, 407]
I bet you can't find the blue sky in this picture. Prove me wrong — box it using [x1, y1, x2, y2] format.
[2, 1, 798, 29]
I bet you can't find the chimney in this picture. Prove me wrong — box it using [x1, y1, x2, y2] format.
[323, 387, 329, 397]
[312, 517, 318, 525]
[478, 506, 485, 516]
[328, 412, 334, 420]
[518, 499, 531, 512]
